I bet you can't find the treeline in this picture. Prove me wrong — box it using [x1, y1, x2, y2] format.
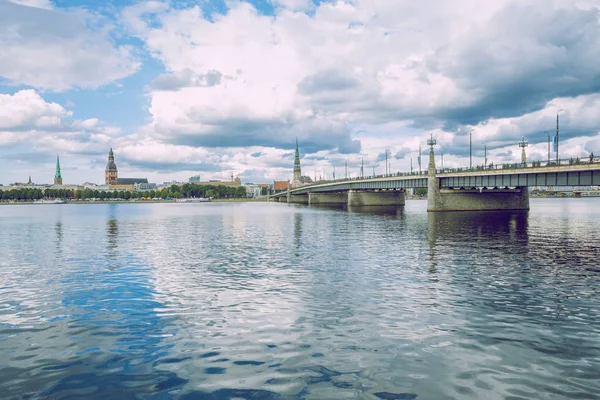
[0, 188, 75, 201]
[0, 183, 247, 201]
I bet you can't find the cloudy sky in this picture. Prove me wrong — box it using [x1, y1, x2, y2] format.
[1, 0, 600, 185]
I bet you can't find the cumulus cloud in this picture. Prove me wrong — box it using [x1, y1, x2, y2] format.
[0, 90, 119, 149]
[0, 90, 70, 132]
[0, 2, 139, 91]
[4, 0, 600, 183]
[121, 0, 600, 164]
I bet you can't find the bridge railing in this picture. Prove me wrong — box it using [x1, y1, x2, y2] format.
[282, 156, 599, 192]
[437, 156, 599, 174]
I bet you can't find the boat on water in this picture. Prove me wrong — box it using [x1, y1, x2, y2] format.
[176, 197, 211, 203]
[33, 199, 66, 204]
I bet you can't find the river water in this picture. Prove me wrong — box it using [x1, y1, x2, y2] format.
[0, 199, 599, 399]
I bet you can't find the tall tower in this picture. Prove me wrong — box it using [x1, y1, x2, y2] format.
[54, 154, 63, 185]
[292, 138, 302, 187]
[105, 148, 118, 185]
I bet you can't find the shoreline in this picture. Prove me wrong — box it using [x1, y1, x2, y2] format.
[0, 198, 269, 205]
[1, 195, 597, 205]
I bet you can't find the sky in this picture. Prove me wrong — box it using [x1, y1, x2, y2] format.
[1, 0, 600, 185]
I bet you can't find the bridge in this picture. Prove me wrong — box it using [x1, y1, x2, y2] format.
[271, 147, 600, 212]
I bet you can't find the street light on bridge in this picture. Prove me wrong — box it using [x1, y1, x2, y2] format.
[483, 143, 487, 167]
[544, 131, 551, 165]
[469, 129, 475, 169]
[427, 134, 436, 171]
[556, 109, 565, 164]
[519, 136, 529, 165]
[427, 134, 436, 149]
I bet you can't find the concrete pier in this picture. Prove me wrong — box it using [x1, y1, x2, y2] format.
[308, 192, 348, 205]
[428, 187, 530, 211]
[288, 194, 309, 204]
[427, 146, 529, 212]
[347, 190, 405, 207]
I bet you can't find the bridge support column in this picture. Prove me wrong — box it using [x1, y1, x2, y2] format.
[288, 194, 309, 204]
[428, 186, 530, 212]
[426, 142, 529, 212]
[347, 190, 405, 207]
[308, 192, 348, 205]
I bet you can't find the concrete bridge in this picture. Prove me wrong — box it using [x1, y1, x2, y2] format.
[271, 148, 600, 212]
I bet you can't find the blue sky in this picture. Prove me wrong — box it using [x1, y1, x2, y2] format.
[1, 0, 600, 185]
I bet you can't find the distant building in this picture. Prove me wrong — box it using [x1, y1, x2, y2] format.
[177, 177, 242, 188]
[54, 155, 62, 185]
[105, 148, 118, 185]
[117, 178, 148, 185]
[134, 182, 157, 191]
[189, 175, 201, 183]
[245, 184, 262, 197]
[104, 148, 149, 189]
[292, 139, 302, 187]
[273, 180, 289, 192]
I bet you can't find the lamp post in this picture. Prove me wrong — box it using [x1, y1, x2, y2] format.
[545, 131, 551, 165]
[519, 136, 528, 166]
[469, 129, 474, 169]
[427, 134, 436, 154]
[556, 109, 565, 164]
[483, 143, 487, 168]
[361, 157, 364, 178]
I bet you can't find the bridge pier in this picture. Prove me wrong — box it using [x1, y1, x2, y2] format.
[428, 186, 530, 212]
[347, 190, 405, 207]
[427, 146, 529, 212]
[308, 192, 348, 205]
[288, 194, 309, 204]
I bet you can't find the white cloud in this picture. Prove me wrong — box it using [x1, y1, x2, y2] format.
[4, 0, 600, 184]
[0, 90, 70, 132]
[0, 1, 140, 91]
[122, 0, 600, 160]
[7, 0, 52, 10]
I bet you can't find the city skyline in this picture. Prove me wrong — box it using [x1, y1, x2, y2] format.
[1, 0, 600, 185]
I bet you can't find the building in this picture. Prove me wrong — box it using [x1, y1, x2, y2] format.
[189, 175, 201, 183]
[54, 155, 62, 185]
[134, 182, 157, 191]
[104, 148, 149, 189]
[292, 138, 302, 187]
[244, 184, 262, 197]
[105, 148, 118, 185]
[273, 180, 289, 192]
[117, 178, 148, 185]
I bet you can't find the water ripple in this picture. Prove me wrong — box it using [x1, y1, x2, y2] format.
[0, 200, 599, 399]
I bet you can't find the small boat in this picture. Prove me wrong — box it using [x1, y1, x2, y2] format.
[176, 197, 211, 203]
[33, 199, 66, 204]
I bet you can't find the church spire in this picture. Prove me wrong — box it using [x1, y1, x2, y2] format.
[54, 154, 63, 185]
[292, 138, 302, 187]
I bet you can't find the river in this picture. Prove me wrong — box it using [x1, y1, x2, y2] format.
[0, 199, 599, 399]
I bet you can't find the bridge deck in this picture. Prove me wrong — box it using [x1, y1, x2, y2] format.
[273, 163, 600, 196]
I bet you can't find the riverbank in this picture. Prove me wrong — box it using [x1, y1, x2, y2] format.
[0, 198, 268, 205]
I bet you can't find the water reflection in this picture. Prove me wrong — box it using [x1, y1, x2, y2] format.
[1, 201, 599, 399]
[54, 221, 63, 254]
[427, 211, 529, 246]
[294, 212, 303, 253]
[347, 205, 405, 217]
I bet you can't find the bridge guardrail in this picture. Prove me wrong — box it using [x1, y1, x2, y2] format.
[271, 155, 598, 195]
